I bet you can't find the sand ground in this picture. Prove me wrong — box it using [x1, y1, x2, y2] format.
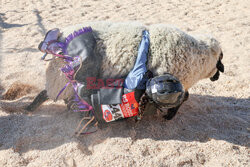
[0, 0, 249, 166]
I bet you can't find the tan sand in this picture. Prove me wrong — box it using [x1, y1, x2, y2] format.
[0, 0, 249, 166]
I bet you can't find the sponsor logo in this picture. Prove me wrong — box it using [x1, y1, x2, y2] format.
[103, 109, 113, 122]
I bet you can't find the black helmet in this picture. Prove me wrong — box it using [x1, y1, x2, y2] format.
[145, 74, 185, 109]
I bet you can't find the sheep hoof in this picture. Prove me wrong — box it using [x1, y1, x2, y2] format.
[25, 90, 48, 111]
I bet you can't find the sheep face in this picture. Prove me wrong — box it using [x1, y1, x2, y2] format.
[206, 50, 224, 82]
[210, 52, 224, 81]
[197, 36, 224, 82]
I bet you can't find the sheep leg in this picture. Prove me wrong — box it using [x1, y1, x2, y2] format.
[163, 91, 189, 120]
[183, 91, 189, 102]
[25, 90, 49, 111]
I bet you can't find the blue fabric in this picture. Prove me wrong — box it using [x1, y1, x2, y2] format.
[124, 30, 150, 90]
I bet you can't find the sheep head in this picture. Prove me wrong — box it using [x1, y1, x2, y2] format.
[197, 35, 224, 82]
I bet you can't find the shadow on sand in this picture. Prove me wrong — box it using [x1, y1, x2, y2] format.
[33, 9, 47, 35]
[0, 94, 249, 153]
[0, 13, 27, 29]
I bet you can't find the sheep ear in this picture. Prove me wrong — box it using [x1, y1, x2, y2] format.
[216, 60, 224, 73]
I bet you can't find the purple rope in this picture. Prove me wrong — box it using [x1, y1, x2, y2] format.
[56, 56, 93, 112]
[72, 82, 93, 111]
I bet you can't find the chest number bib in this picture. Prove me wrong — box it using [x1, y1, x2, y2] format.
[101, 92, 139, 122]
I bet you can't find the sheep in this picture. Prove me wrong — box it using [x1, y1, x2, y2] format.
[26, 21, 224, 117]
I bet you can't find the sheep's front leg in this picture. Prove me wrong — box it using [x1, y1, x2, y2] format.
[25, 90, 48, 111]
[163, 91, 189, 120]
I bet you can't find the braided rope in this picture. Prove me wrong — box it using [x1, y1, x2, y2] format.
[138, 93, 150, 118]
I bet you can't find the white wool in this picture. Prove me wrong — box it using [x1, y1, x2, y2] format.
[45, 22, 222, 100]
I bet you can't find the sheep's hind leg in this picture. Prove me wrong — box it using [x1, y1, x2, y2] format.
[163, 91, 189, 120]
[25, 90, 48, 111]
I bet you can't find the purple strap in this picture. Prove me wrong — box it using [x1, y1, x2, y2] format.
[44, 41, 73, 61]
[55, 82, 70, 101]
[56, 59, 93, 112]
[72, 82, 93, 111]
